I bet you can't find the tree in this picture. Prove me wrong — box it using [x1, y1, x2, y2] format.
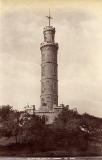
[19, 112, 46, 146]
[0, 105, 13, 121]
[54, 106, 80, 131]
[0, 105, 21, 143]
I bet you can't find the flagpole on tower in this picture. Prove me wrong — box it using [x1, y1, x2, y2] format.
[46, 8, 53, 26]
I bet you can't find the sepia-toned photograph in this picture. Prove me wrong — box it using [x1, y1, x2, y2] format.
[0, 0, 102, 159]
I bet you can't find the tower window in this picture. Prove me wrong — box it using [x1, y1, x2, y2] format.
[41, 98, 44, 104]
[53, 82, 56, 89]
[42, 54, 45, 61]
[53, 66, 56, 75]
[42, 66, 45, 76]
[44, 33, 47, 42]
[42, 86, 45, 93]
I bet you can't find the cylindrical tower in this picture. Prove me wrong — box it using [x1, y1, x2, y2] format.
[40, 26, 58, 110]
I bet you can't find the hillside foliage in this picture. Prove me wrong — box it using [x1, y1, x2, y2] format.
[0, 105, 102, 156]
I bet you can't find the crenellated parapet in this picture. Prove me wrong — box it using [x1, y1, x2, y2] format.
[43, 26, 55, 34]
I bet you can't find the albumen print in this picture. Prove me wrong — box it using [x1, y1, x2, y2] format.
[0, 0, 102, 159]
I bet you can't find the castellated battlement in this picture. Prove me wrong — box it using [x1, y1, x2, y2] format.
[43, 26, 55, 34]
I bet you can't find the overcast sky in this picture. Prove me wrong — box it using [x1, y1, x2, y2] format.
[0, 0, 102, 117]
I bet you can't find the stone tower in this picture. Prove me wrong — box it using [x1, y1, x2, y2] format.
[40, 11, 58, 110]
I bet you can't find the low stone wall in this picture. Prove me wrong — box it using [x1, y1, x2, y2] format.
[35, 110, 59, 124]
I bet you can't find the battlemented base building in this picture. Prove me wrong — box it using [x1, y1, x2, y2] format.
[25, 11, 68, 124]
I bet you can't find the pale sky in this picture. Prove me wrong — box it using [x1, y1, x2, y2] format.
[0, 0, 102, 117]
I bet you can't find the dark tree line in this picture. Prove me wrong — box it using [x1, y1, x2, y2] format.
[0, 105, 102, 156]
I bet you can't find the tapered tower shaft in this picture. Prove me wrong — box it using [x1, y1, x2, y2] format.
[40, 24, 58, 110]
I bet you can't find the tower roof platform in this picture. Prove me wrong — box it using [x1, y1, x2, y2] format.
[43, 26, 55, 33]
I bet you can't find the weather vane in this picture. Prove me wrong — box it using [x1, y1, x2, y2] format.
[46, 9, 53, 26]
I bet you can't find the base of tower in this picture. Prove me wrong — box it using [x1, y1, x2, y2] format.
[25, 104, 64, 124]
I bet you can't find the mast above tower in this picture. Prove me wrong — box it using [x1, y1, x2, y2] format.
[46, 9, 53, 26]
[41, 9, 58, 48]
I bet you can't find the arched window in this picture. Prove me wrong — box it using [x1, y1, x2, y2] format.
[53, 82, 57, 91]
[41, 98, 44, 104]
[53, 66, 56, 75]
[42, 54, 45, 61]
[42, 66, 45, 76]
[44, 33, 47, 42]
